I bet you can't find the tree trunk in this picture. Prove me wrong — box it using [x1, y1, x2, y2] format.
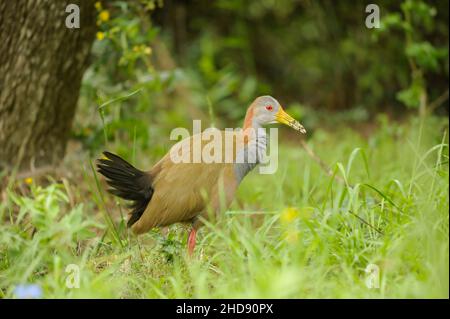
[0, 0, 96, 171]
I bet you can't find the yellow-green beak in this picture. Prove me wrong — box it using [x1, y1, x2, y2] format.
[276, 107, 306, 134]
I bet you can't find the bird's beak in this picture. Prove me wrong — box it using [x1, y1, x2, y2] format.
[275, 107, 306, 134]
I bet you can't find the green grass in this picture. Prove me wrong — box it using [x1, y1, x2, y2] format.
[0, 116, 448, 298]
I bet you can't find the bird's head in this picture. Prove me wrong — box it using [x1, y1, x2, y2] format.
[245, 95, 306, 133]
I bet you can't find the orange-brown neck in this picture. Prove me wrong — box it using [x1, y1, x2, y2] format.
[243, 105, 254, 131]
[242, 105, 262, 144]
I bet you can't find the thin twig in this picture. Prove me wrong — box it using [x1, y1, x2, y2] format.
[299, 139, 347, 185]
[427, 89, 449, 114]
[2, 165, 62, 184]
[348, 210, 384, 235]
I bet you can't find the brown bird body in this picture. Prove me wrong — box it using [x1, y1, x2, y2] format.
[97, 96, 306, 254]
[133, 131, 238, 233]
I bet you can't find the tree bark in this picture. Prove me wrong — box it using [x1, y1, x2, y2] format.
[0, 0, 96, 171]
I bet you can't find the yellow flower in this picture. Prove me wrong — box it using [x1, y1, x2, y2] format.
[280, 207, 299, 223]
[145, 2, 155, 10]
[99, 10, 110, 22]
[96, 32, 105, 40]
[95, 1, 102, 10]
[143, 46, 152, 55]
[25, 177, 33, 185]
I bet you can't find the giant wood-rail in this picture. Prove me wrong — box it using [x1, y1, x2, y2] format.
[97, 96, 305, 255]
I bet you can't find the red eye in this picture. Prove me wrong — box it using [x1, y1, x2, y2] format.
[266, 105, 273, 111]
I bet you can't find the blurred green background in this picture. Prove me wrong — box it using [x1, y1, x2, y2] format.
[76, 0, 448, 155]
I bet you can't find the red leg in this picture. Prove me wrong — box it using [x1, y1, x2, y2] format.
[187, 228, 197, 256]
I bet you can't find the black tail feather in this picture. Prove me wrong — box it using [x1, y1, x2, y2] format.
[96, 151, 153, 227]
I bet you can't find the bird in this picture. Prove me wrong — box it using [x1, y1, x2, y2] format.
[96, 96, 306, 255]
